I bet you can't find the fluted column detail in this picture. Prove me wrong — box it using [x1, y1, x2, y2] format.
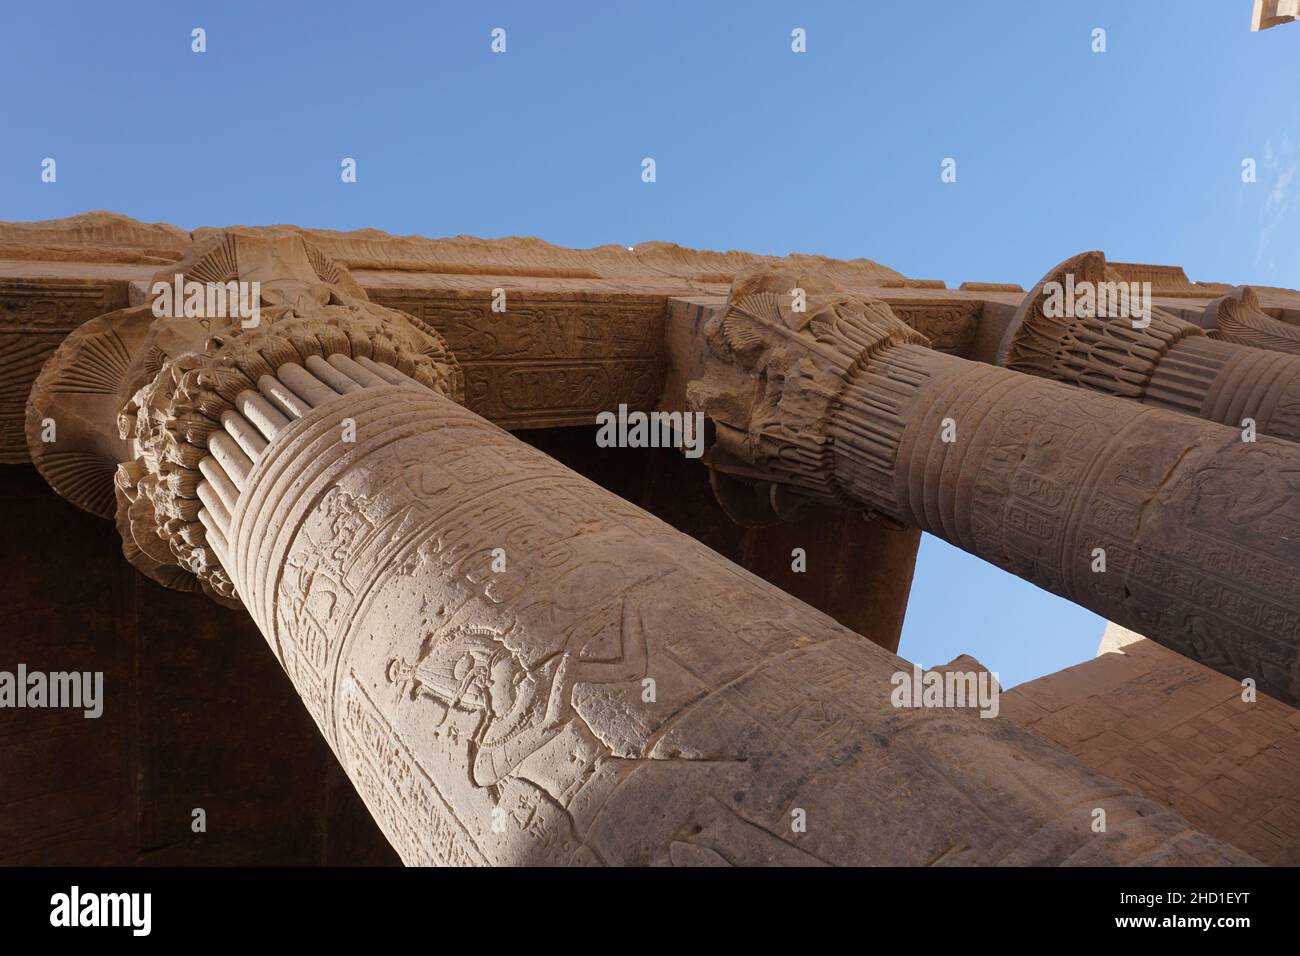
[1204, 285, 1300, 355]
[193, 353, 426, 569]
[191, 355, 1249, 866]
[999, 252, 1300, 441]
[692, 272, 1300, 708]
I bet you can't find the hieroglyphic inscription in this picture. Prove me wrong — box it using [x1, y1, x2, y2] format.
[367, 290, 666, 427]
[883, 299, 980, 356]
[0, 278, 128, 462]
[234, 383, 1253, 866]
[690, 271, 1300, 708]
[340, 676, 487, 866]
[899, 363, 1300, 703]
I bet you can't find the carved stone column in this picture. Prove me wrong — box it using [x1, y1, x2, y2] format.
[148, 358, 1262, 865]
[689, 267, 1300, 709]
[23, 235, 1253, 866]
[998, 252, 1300, 442]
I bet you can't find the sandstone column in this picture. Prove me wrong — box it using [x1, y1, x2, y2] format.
[25, 234, 1252, 866]
[997, 252, 1300, 442]
[169, 357, 1258, 865]
[688, 268, 1300, 708]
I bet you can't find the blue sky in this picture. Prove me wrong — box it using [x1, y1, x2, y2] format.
[3, 2, 1297, 686]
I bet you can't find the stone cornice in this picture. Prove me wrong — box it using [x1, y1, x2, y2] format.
[0, 211, 910, 292]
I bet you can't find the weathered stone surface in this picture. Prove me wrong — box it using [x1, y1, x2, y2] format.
[1204, 285, 1300, 355]
[0, 212, 919, 464]
[26, 233, 1251, 866]
[16, 220, 1298, 867]
[517, 427, 918, 651]
[203, 370, 1248, 865]
[690, 269, 1300, 708]
[0, 211, 190, 265]
[193, 224, 910, 291]
[1004, 634, 1300, 865]
[1104, 260, 1231, 298]
[999, 252, 1300, 442]
[1, 276, 130, 464]
[366, 287, 667, 430]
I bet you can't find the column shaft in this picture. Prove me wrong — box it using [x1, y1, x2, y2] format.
[692, 287, 1300, 708]
[845, 347, 1300, 705]
[205, 359, 1247, 866]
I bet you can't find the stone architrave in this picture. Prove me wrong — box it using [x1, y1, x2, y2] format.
[23, 234, 1253, 866]
[688, 266, 1300, 708]
[998, 252, 1300, 443]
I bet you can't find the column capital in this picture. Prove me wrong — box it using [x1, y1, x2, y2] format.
[685, 264, 1300, 707]
[997, 252, 1300, 441]
[1205, 285, 1300, 355]
[687, 265, 928, 525]
[26, 231, 460, 603]
[997, 250, 1203, 400]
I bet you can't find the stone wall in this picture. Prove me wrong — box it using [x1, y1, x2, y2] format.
[1002, 630, 1300, 865]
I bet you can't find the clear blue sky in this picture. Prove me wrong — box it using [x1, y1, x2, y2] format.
[3, 2, 1297, 686]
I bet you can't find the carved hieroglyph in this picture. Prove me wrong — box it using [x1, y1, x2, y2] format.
[2, 278, 131, 465]
[689, 266, 1300, 709]
[22, 234, 1254, 866]
[1, 211, 930, 463]
[365, 288, 667, 429]
[188, 360, 1251, 866]
[998, 252, 1300, 442]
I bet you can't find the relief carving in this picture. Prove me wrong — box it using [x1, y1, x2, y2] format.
[998, 253, 1300, 441]
[12, 223, 1269, 868]
[25, 232, 459, 602]
[1205, 285, 1300, 355]
[690, 265, 1300, 708]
